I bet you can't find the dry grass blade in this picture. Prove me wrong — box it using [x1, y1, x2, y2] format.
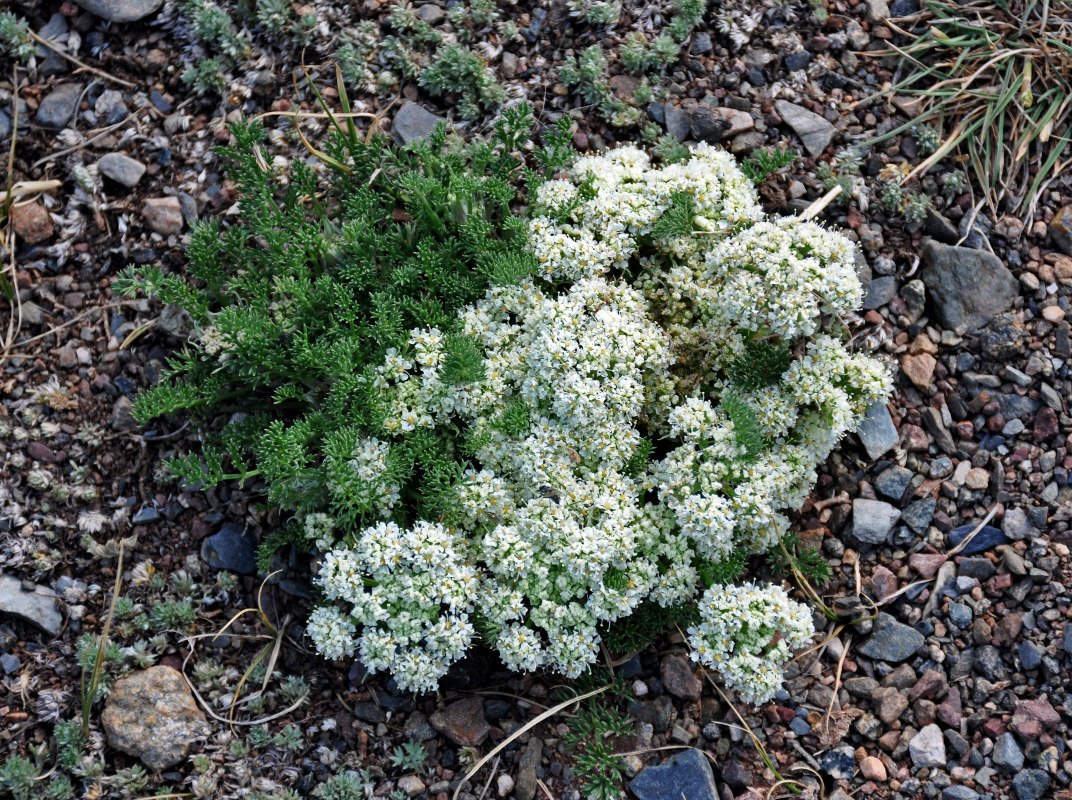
[862, 0, 1072, 219]
[81, 536, 134, 734]
[28, 30, 137, 88]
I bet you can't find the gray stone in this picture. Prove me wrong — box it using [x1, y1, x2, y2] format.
[94, 89, 128, 125]
[665, 104, 691, 142]
[858, 612, 924, 662]
[629, 748, 718, 800]
[995, 392, 1039, 420]
[925, 209, 960, 243]
[866, 0, 890, 20]
[856, 403, 899, 461]
[784, 51, 812, 71]
[957, 557, 994, 581]
[959, 212, 991, 249]
[920, 241, 1018, 334]
[132, 507, 159, 524]
[1002, 507, 1031, 540]
[0, 573, 63, 636]
[36, 14, 69, 76]
[719, 761, 751, 791]
[909, 723, 947, 768]
[689, 106, 730, 143]
[902, 279, 926, 321]
[417, 3, 445, 24]
[690, 32, 713, 55]
[863, 275, 898, 310]
[1011, 770, 1051, 800]
[200, 523, 257, 574]
[111, 395, 140, 431]
[660, 654, 702, 701]
[941, 787, 979, 800]
[947, 602, 972, 628]
[0, 653, 18, 673]
[101, 666, 209, 770]
[852, 498, 900, 546]
[789, 717, 811, 735]
[775, 100, 835, 157]
[1018, 641, 1042, 670]
[1063, 622, 1072, 657]
[98, 153, 146, 188]
[36, 83, 83, 128]
[403, 711, 436, 741]
[72, 0, 164, 22]
[19, 301, 45, 326]
[874, 465, 913, 501]
[391, 102, 445, 147]
[37, 12, 68, 41]
[993, 732, 1024, 771]
[514, 737, 543, 800]
[629, 695, 674, 734]
[949, 524, 1006, 555]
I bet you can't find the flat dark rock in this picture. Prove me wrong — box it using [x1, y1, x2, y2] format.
[858, 612, 924, 662]
[629, 748, 718, 800]
[920, 240, 1017, 334]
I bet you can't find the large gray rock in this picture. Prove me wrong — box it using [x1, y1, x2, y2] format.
[993, 732, 1025, 771]
[201, 523, 257, 574]
[72, 0, 164, 23]
[0, 573, 63, 635]
[775, 100, 835, 157]
[98, 153, 146, 188]
[391, 102, 445, 147]
[101, 666, 209, 770]
[630, 748, 718, 800]
[858, 612, 924, 662]
[909, 724, 947, 768]
[36, 83, 83, 128]
[920, 240, 1018, 334]
[665, 104, 691, 142]
[852, 498, 901, 546]
[857, 401, 900, 458]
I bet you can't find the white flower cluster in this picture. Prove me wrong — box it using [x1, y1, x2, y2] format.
[687, 582, 815, 704]
[313, 521, 479, 693]
[308, 144, 890, 696]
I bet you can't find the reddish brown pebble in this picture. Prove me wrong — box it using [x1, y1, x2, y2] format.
[9, 201, 54, 244]
[902, 353, 936, 388]
[860, 756, 888, 781]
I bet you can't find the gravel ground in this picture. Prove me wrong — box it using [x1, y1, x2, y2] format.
[1, 1, 1072, 799]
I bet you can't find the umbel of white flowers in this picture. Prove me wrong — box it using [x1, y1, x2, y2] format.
[304, 143, 890, 699]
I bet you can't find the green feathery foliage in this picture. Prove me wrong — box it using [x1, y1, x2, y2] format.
[728, 341, 793, 391]
[741, 147, 798, 183]
[722, 392, 765, 462]
[766, 532, 833, 585]
[650, 192, 696, 240]
[419, 43, 507, 120]
[116, 106, 557, 565]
